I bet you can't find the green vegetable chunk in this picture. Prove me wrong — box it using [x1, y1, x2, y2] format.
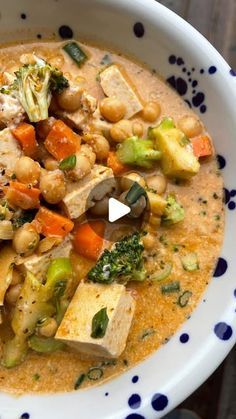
[116, 136, 161, 169]
[10, 58, 69, 122]
[45, 257, 73, 323]
[177, 290, 192, 307]
[162, 194, 185, 225]
[88, 232, 146, 284]
[59, 154, 76, 171]
[149, 262, 173, 282]
[63, 42, 88, 67]
[161, 281, 180, 294]
[28, 335, 65, 353]
[125, 182, 147, 206]
[150, 117, 200, 179]
[2, 271, 55, 368]
[181, 253, 199, 272]
[91, 307, 109, 339]
[87, 367, 104, 380]
[2, 336, 28, 368]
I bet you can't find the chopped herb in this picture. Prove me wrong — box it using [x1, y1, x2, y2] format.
[140, 328, 156, 340]
[202, 200, 208, 204]
[181, 253, 199, 272]
[159, 235, 168, 246]
[199, 210, 207, 216]
[32, 373, 40, 381]
[213, 193, 219, 199]
[11, 173, 16, 180]
[59, 154, 76, 171]
[99, 359, 117, 367]
[123, 359, 129, 366]
[161, 281, 180, 294]
[74, 373, 86, 390]
[12, 210, 36, 229]
[179, 135, 190, 146]
[87, 367, 103, 381]
[214, 214, 221, 221]
[100, 54, 112, 65]
[177, 290, 192, 307]
[91, 307, 109, 339]
[172, 244, 181, 252]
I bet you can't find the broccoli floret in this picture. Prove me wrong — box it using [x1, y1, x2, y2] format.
[12, 60, 69, 122]
[88, 232, 146, 284]
[116, 136, 161, 169]
[162, 194, 185, 225]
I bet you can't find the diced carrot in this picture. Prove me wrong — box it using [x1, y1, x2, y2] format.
[5, 181, 40, 210]
[191, 135, 213, 158]
[45, 120, 81, 161]
[35, 207, 74, 238]
[107, 151, 129, 175]
[73, 221, 105, 261]
[12, 123, 38, 157]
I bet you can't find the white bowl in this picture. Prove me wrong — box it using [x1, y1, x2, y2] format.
[0, 1, 236, 418]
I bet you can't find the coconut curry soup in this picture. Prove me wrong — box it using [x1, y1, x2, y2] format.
[0, 40, 223, 394]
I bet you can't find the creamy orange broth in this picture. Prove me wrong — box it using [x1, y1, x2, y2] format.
[0, 41, 224, 394]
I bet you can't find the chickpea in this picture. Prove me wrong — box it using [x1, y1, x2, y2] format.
[110, 120, 133, 142]
[36, 117, 56, 140]
[5, 283, 22, 305]
[83, 133, 110, 160]
[146, 175, 167, 195]
[44, 157, 59, 171]
[57, 85, 83, 112]
[13, 223, 40, 256]
[80, 144, 96, 165]
[40, 170, 66, 204]
[90, 196, 109, 216]
[142, 101, 161, 122]
[39, 318, 58, 338]
[142, 233, 156, 250]
[120, 172, 146, 191]
[14, 156, 41, 185]
[149, 213, 161, 227]
[132, 121, 144, 137]
[178, 115, 202, 138]
[11, 269, 23, 286]
[68, 153, 91, 181]
[100, 97, 126, 123]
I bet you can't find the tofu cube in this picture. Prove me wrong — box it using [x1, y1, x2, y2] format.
[62, 164, 116, 219]
[17, 235, 72, 279]
[55, 282, 135, 358]
[100, 64, 143, 119]
[0, 128, 22, 179]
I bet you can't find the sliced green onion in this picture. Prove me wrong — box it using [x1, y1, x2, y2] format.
[149, 262, 172, 282]
[28, 336, 65, 353]
[59, 154, 76, 171]
[177, 290, 192, 307]
[181, 252, 199, 272]
[91, 307, 109, 339]
[74, 373, 86, 390]
[140, 328, 156, 340]
[87, 367, 103, 381]
[63, 42, 88, 67]
[125, 181, 146, 206]
[161, 281, 180, 294]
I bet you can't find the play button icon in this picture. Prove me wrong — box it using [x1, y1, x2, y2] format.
[108, 197, 131, 222]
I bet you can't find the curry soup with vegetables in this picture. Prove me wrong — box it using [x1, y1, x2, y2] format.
[0, 40, 223, 394]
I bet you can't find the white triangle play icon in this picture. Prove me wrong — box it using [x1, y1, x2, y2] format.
[108, 197, 131, 222]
